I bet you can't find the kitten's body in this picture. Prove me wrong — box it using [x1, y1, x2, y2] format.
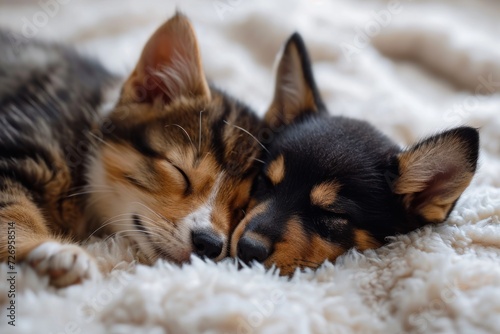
[0, 15, 263, 287]
[0, 30, 117, 241]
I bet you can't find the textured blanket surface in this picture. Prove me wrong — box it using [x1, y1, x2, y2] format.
[1, 0, 500, 333]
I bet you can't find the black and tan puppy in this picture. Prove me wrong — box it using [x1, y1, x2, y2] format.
[230, 33, 479, 275]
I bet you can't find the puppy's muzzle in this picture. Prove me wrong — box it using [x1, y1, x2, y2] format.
[191, 230, 223, 260]
[237, 236, 270, 264]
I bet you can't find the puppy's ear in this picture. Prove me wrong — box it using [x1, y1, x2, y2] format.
[121, 13, 210, 104]
[393, 127, 479, 223]
[265, 33, 325, 128]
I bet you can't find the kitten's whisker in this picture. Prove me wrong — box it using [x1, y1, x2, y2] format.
[166, 124, 195, 151]
[251, 157, 265, 164]
[115, 229, 165, 239]
[84, 213, 135, 242]
[103, 231, 119, 242]
[196, 151, 212, 169]
[67, 184, 113, 191]
[135, 223, 185, 244]
[125, 210, 186, 243]
[131, 202, 172, 223]
[198, 109, 204, 155]
[87, 131, 118, 152]
[85, 219, 136, 241]
[67, 190, 114, 198]
[129, 213, 160, 225]
[223, 120, 269, 154]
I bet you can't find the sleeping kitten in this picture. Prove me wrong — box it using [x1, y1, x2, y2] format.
[0, 13, 262, 287]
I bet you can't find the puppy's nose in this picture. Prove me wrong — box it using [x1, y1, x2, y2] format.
[191, 230, 223, 259]
[237, 236, 269, 264]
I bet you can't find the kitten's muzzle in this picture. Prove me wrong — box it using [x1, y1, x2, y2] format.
[191, 230, 223, 259]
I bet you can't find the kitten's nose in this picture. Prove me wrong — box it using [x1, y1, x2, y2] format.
[191, 230, 223, 259]
[237, 236, 269, 264]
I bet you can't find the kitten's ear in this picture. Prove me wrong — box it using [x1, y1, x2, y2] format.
[265, 33, 325, 128]
[121, 13, 210, 104]
[393, 127, 479, 223]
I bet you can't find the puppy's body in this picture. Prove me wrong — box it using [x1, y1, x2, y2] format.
[0, 14, 263, 287]
[231, 33, 479, 275]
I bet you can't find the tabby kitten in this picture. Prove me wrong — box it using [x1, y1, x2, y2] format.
[0, 14, 262, 287]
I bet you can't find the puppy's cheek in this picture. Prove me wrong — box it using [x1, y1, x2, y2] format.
[353, 229, 381, 251]
[264, 219, 308, 274]
[307, 235, 346, 264]
[264, 221, 347, 275]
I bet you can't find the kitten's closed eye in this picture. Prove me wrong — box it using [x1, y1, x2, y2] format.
[124, 175, 144, 189]
[124, 159, 191, 195]
[170, 163, 192, 196]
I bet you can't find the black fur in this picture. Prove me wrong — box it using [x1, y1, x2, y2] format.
[234, 33, 480, 271]
[251, 115, 403, 245]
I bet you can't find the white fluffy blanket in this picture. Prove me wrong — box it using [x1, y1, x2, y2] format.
[1, 0, 500, 333]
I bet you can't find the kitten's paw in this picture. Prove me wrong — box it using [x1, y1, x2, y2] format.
[27, 242, 100, 288]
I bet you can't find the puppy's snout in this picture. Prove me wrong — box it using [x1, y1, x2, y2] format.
[237, 236, 269, 264]
[191, 230, 223, 259]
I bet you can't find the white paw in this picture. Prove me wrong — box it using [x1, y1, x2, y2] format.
[27, 242, 100, 287]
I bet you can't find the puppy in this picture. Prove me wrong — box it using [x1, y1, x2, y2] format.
[230, 33, 479, 275]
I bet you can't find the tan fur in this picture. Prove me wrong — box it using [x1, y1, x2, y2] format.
[267, 155, 286, 186]
[354, 229, 381, 251]
[92, 89, 262, 263]
[265, 219, 345, 276]
[266, 42, 318, 127]
[244, 231, 272, 250]
[395, 135, 475, 223]
[98, 140, 251, 237]
[216, 177, 254, 234]
[0, 13, 263, 286]
[395, 137, 471, 194]
[0, 181, 60, 261]
[310, 182, 341, 208]
[121, 13, 210, 105]
[230, 201, 269, 257]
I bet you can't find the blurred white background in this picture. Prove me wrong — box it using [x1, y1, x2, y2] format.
[1, 0, 500, 187]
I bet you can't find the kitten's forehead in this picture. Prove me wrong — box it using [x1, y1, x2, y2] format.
[108, 89, 262, 178]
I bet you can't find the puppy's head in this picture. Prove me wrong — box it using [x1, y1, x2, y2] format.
[88, 14, 262, 264]
[230, 33, 479, 275]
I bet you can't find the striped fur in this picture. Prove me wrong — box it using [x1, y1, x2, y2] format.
[0, 14, 263, 287]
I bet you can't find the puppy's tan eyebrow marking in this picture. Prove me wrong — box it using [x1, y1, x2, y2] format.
[267, 155, 285, 185]
[310, 182, 341, 208]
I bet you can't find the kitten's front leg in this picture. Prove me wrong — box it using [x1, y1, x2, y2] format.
[27, 242, 100, 287]
[0, 181, 100, 287]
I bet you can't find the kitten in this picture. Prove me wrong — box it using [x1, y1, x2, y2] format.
[0, 13, 262, 287]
